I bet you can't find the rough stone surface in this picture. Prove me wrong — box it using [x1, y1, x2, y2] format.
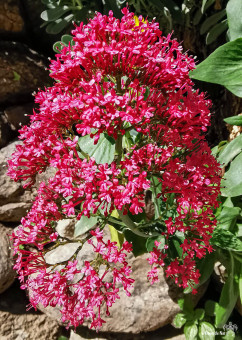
[0, 141, 56, 222]
[0, 223, 15, 293]
[56, 219, 76, 239]
[4, 103, 32, 131]
[0, 141, 23, 205]
[0, 202, 31, 222]
[0, 0, 24, 34]
[0, 311, 60, 340]
[0, 141, 31, 222]
[0, 279, 61, 340]
[0, 41, 49, 105]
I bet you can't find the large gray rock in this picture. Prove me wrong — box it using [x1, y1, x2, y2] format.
[0, 141, 32, 222]
[0, 141, 24, 205]
[0, 202, 31, 222]
[0, 311, 60, 340]
[0, 277, 61, 340]
[0, 223, 15, 293]
[0, 140, 56, 222]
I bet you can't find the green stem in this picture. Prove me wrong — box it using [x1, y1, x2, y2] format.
[117, 210, 150, 238]
[75, 0, 82, 8]
[115, 133, 123, 164]
[116, 75, 122, 95]
[151, 176, 161, 218]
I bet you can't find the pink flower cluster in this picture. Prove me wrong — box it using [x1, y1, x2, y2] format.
[8, 8, 221, 328]
[14, 221, 133, 329]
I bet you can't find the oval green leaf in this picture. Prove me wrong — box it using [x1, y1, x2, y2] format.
[200, 9, 226, 35]
[227, 0, 242, 41]
[78, 133, 115, 164]
[215, 257, 240, 327]
[61, 34, 74, 45]
[224, 115, 242, 126]
[41, 6, 70, 22]
[221, 152, 242, 197]
[190, 38, 242, 97]
[206, 20, 228, 45]
[218, 133, 242, 166]
[173, 313, 186, 329]
[74, 215, 99, 237]
[199, 322, 215, 340]
[211, 228, 242, 251]
[184, 322, 198, 340]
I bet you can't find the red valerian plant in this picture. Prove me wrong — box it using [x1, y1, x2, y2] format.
[8, 8, 221, 330]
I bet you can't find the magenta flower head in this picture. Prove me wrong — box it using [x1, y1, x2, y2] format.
[8, 8, 221, 330]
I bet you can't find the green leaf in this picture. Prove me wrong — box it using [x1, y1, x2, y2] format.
[168, 235, 184, 258]
[194, 308, 205, 321]
[106, 216, 127, 233]
[199, 322, 215, 340]
[41, 6, 70, 22]
[173, 313, 186, 328]
[221, 152, 242, 197]
[146, 234, 165, 252]
[218, 134, 242, 166]
[222, 330, 236, 340]
[123, 229, 147, 257]
[190, 38, 242, 97]
[108, 210, 124, 248]
[224, 115, 242, 126]
[193, 8, 203, 26]
[109, 225, 124, 249]
[78, 132, 115, 164]
[206, 20, 228, 45]
[144, 87, 150, 100]
[13, 71, 21, 81]
[184, 321, 198, 340]
[204, 300, 217, 316]
[225, 84, 242, 97]
[227, 0, 242, 41]
[220, 197, 233, 208]
[46, 14, 74, 34]
[74, 215, 99, 237]
[215, 255, 240, 327]
[53, 41, 63, 53]
[201, 0, 215, 13]
[149, 175, 162, 219]
[235, 223, 242, 237]
[211, 228, 242, 251]
[61, 34, 74, 45]
[217, 206, 241, 231]
[200, 9, 227, 35]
